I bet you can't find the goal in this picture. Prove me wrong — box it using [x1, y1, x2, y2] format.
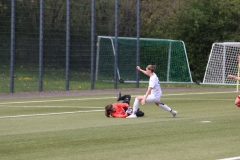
[203, 42, 240, 85]
[95, 36, 193, 83]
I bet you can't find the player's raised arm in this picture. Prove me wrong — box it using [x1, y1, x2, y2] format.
[228, 75, 240, 81]
[136, 66, 148, 75]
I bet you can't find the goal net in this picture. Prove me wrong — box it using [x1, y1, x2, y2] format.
[95, 36, 193, 83]
[203, 42, 240, 85]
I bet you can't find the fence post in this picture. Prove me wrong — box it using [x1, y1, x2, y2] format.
[66, 0, 70, 91]
[114, 0, 118, 89]
[136, 0, 140, 88]
[39, 0, 44, 92]
[91, 0, 95, 90]
[10, 0, 15, 93]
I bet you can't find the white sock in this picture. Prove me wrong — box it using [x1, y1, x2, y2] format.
[132, 98, 139, 115]
[158, 103, 171, 112]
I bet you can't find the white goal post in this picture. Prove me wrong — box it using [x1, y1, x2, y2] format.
[203, 42, 240, 85]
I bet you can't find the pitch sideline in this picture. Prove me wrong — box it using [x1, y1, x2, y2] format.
[217, 156, 240, 160]
[0, 90, 236, 105]
[0, 110, 104, 119]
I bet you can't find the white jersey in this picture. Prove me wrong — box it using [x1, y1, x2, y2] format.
[148, 73, 161, 100]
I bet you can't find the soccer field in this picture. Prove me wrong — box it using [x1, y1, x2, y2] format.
[0, 88, 240, 160]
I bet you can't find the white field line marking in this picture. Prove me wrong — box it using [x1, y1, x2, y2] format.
[1, 106, 103, 108]
[0, 110, 104, 119]
[0, 98, 233, 108]
[0, 97, 112, 105]
[201, 121, 211, 123]
[162, 91, 236, 96]
[0, 91, 235, 106]
[217, 156, 240, 160]
[162, 98, 232, 101]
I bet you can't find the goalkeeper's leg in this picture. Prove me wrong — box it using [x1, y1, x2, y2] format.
[117, 92, 131, 104]
[122, 95, 131, 105]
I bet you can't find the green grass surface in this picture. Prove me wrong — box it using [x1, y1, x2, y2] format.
[0, 88, 240, 160]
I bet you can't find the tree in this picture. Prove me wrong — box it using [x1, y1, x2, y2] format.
[140, 0, 186, 39]
[174, 0, 240, 81]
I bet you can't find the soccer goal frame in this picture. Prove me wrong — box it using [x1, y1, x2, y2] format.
[95, 36, 193, 84]
[203, 42, 240, 85]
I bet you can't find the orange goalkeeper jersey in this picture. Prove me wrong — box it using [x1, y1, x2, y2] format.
[110, 103, 129, 118]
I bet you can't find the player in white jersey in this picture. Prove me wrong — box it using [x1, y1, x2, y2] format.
[127, 65, 177, 118]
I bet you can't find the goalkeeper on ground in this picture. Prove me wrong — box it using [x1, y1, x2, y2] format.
[104, 93, 144, 118]
[228, 75, 240, 107]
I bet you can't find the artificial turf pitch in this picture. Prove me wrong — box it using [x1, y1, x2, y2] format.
[0, 88, 240, 160]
